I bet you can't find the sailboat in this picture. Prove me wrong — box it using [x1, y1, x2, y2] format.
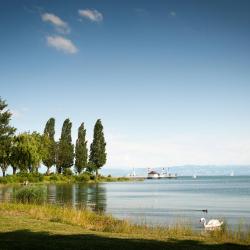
[127, 168, 136, 178]
[230, 171, 234, 177]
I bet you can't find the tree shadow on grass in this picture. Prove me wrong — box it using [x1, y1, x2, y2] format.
[0, 230, 248, 250]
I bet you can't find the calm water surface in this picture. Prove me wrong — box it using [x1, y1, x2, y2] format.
[0, 176, 249, 230]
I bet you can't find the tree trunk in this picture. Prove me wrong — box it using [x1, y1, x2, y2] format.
[95, 169, 98, 180]
[13, 167, 17, 175]
[46, 167, 50, 175]
[1, 163, 8, 177]
[57, 167, 62, 174]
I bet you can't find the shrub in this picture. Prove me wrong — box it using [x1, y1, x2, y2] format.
[49, 174, 59, 181]
[0, 177, 8, 184]
[28, 173, 44, 183]
[89, 174, 96, 180]
[49, 174, 71, 182]
[75, 173, 90, 182]
[15, 172, 44, 183]
[14, 186, 46, 204]
[63, 168, 73, 176]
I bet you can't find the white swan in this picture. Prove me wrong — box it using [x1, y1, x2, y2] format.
[200, 217, 223, 230]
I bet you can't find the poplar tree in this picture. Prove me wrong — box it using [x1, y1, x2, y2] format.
[43, 118, 56, 175]
[75, 123, 88, 174]
[89, 119, 106, 177]
[57, 119, 74, 174]
[0, 97, 16, 176]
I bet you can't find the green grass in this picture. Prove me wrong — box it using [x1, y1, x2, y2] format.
[0, 202, 249, 250]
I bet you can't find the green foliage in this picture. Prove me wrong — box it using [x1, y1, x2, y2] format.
[0, 172, 130, 184]
[49, 174, 60, 181]
[0, 97, 16, 176]
[89, 119, 107, 176]
[63, 168, 73, 176]
[0, 175, 16, 183]
[17, 172, 44, 183]
[75, 123, 88, 174]
[10, 132, 44, 173]
[0, 177, 8, 184]
[14, 186, 46, 204]
[48, 173, 74, 183]
[75, 172, 91, 182]
[98, 175, 130, 182]
[49, 174, 68, 182]
[0, 173, 44, 184]
[57, 119, 74, 173]
[43, 118, 56, 174]
[31, 132, 49, 172]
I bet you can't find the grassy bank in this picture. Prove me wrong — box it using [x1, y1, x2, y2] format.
[0, 202, 249, 250]
[0, 172, 133, 185]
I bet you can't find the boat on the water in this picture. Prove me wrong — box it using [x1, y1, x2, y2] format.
[147, 168, 177, 179]
[147, 170, 160, 179]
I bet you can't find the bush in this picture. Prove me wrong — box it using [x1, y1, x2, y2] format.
[15, 172, 44, 183]
[75, 173, 90, 182]
[14, 186, 46, 204]
[49, 174, 70, 182]
[28, 173, 44, 183]
[49, 174, 59, 181]
[90, 174, 96, 180]
[63, 168, 73, 176]
[0, 177, 8, 184]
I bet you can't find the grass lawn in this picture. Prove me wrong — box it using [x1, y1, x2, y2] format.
[0, 203, 249, 250]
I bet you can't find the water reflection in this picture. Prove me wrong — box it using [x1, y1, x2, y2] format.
[0, 183, 107, 213]
[46, 183, 107, 212]
[87, 184, 107, 212]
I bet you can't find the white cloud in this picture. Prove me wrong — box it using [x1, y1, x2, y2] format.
[169, 11, 176, 17]
[78, 9, 103, 22]
[106, 133, 250, 167]
[42, 13, 70, 34]
[46, 35, 78, 54]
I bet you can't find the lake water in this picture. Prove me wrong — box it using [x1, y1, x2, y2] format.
[0, 176, 249, 230]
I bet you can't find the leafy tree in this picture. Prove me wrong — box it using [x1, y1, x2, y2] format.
[43, 118, 56, 175]
[57, 119, 74, 173]
[75, 123, 88, 174]
[31, 132, 49, 173]
[10, 132, 44, 173]
[89, 119, 107, 178]
[55, 141, 60, 174]
[0, 97, 16, 176]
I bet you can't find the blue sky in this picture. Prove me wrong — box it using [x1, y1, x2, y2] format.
[1, 0, 250, 168]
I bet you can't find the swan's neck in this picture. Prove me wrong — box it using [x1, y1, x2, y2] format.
[203, 219, 207, 227]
